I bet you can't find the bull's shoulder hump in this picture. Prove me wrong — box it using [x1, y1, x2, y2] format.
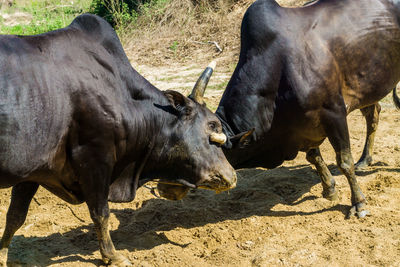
[68, 13, 118, 41]
[250, 0, 280, 9]
[68, 13, 128, 61]
[245, 0, 280, 18]
[243, 0, 285, 30]
[241, 0, 284, 45]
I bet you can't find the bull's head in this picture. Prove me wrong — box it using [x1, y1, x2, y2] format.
[152, 62, 237, 200]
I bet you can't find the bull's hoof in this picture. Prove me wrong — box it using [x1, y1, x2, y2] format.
[322, 188, 338, 201]
[0, 248, 8, 267]
[346, 202, 369, 219]
[355, 156, 372, 170]
[105, 253, 132, 267]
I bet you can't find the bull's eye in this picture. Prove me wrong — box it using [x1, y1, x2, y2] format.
[208, 121, 218, 131]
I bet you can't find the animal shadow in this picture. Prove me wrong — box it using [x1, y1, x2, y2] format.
[6, 164, 349, 265]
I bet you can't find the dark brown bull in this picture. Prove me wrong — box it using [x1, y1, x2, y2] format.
[0, 14, 236, 266]
[205, 0, 400, 218]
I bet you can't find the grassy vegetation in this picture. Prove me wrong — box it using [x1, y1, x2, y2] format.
[0, 0, 306, 66]
[118, 0, 248, 67]
[0, 0, 92, 35]
[207, 81, 229, 91]
[0, 0, 172, 36]
[0, 0, 249, 69]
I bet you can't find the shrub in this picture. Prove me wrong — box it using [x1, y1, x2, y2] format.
[89, 0, 152, 27]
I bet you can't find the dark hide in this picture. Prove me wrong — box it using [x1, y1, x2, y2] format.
[0, 14, 236, 265]
[108, 163, 136, 202]
[216, 0, 400, 217]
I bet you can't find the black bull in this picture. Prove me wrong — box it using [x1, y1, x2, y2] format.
[211, 0, 400, 218]
[0, 14, 237, 265]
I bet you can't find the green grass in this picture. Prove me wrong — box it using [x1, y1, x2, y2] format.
[158, 75, 181, 82]
[0, 0, 171, 37]
[0, 0, 91, 35]
[206, 102, 219, 112]
[207, 81, 228, 91]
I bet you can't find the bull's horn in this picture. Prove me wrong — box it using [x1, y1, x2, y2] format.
[189, 61, 217, 105]
[210, 132, 227, 145]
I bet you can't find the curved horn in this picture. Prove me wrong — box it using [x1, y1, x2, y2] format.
[189, 61, 217, 105]
[210, 132, 227, 145]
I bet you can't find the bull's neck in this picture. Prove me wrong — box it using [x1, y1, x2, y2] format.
[215, 71, 281, 169]
[120, 70, 181, 179]
[217, 105, 283, 169]
[124, 85, 170, 154]
[215, 103, 265, 169]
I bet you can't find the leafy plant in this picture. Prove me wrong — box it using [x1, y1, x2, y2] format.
[89, 0, 147, 27]
[89, 0, 171, 31]
[0, 0, 91, 35]
[169, 40, 178, 51]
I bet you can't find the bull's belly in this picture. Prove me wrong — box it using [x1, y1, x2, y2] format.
[340, 54, 400, 111]
[260, 126, 326, 167]
[0, 142, 84, 204]
[0, 166, 84, 204]
[343, 82, 396, 112]
[0, 170, 24, 188]
[41, 181, 84, 205]
[293, 127, 326, 152]
[229, 128, 324, 169]
[271, 113, 326, 151]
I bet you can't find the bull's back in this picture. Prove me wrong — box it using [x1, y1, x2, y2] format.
[293, 0, 400, 110]
[275, 0, 400, 144]
[259, 0, 400, 113]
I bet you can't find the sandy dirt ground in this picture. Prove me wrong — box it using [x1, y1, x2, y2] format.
[0, 62, 399, 266]
[1, 0, 400, 266]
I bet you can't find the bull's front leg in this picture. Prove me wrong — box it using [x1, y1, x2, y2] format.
[335, 148, 368, 218]
[0, 182, 39, 266]
[79, 163, 132, 266]
[306, 148, 338, 201]
[355, 103, 380, 170]
[322, 104, 368, 218]
[88, 204, 131, 266]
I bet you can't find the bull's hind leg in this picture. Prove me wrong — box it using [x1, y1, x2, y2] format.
[306, 148, 338, 201]
[322, 107, 368, 218]
[0, 182, 39, 266]
[355, 103, 381, 170]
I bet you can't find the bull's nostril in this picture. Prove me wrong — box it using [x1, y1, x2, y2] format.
[224, 171, 237, 189]
[230, 171, 237, 182]
[202, 170, 237, 191]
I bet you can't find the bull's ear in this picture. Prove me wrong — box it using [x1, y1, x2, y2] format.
[164, 90, 193, 116]
[229, 128, 255, 149]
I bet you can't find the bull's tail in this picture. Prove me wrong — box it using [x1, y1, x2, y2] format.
[393, 87, 400, 109]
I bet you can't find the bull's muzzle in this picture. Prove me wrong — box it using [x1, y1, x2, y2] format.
[155, 165, 237, 200]
[201, 169, 237, 193]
